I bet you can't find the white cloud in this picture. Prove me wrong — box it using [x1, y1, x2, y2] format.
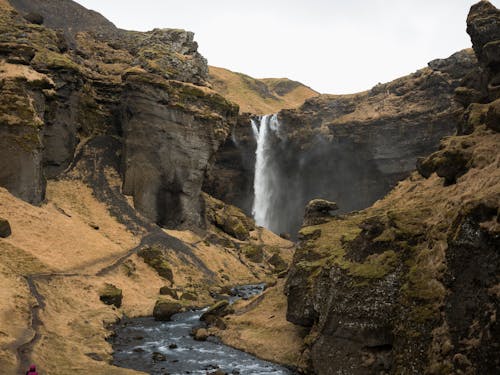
[73, 0, 499, 94]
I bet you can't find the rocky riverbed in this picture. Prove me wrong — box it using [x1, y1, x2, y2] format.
[110, 284, 294, 375]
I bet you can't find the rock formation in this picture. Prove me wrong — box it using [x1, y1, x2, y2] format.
[285, 2, 500, 373]
[207, 49, 478, 236]
[0, 0, 237, 228]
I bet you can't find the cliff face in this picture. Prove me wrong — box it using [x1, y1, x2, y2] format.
[285, 2, 500, 374]
[0, 0, 237, 227]
[208, 49, 478, 235]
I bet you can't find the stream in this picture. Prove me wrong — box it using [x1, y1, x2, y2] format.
[110, 284, 294, 375]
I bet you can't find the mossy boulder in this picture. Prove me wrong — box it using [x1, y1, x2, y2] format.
[417, 146, 471, 185]
[0, 218, 11, 238]
[153, 300, 182, 321]
[268, 253, 288, 273]
[303, 199, 339, 226]
[138, 245, 174, 283]
[200, 300, 230, 322]
[180, 291, 198, 301]
[99, 283, 122, 308]
[242, 244, 264, 263]
[159, 286, 178, 299]
[203, 193, 255, 240]
[485, 98, 500, 132]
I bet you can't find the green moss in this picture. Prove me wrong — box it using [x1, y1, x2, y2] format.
[32, 50, 81, 72]
[138, 245, 174, 282]
[242, 244, 264, 263]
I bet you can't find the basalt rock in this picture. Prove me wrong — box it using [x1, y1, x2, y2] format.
[99, 283, 122, 308]
[303, 199, 339, 226]
[0, 218, 12, 238]
[153, 300, 182, 321]
[285, 3, 500, 374]
[209, 49, 478, 236]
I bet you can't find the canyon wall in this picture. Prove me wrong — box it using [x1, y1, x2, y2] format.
[0, 0, 237, 228]
[206, 49, 478, 235]
[285, 2, 500, 373]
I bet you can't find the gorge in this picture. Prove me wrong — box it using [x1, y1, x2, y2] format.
[0, 0, 498, 375]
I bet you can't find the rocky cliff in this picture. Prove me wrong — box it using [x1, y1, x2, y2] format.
[285, 2, 500, 373]
[0, 0, 238, 227]
[207, 49, 478, 236]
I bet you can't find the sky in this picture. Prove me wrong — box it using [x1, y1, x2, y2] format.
[74, 0, 499, 94]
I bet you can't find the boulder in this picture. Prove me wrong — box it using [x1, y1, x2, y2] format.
[23, 12, 44, 25]
[99, 284, 122, 308]
[268, 253, 288, 273]
[153, 300, 182, 321]
[0, 218, 12, 238]
[485, 98, 500, 132]
[241, 244, 264, 263]
[138, 245, 174, 283]
[159, 286, 178, 299]
[200, 300, 230, 322]
[193, 327, 209, 341]
[303, 199, 339, 226]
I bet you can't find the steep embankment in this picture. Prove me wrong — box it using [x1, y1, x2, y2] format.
[0, 0, 300, 373]
[285, 2, 500, 374]
[209, 65, 318, 114]
[207, 49, 478, 236]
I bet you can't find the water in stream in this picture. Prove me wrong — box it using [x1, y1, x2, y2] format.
[111, 284, 294, 375]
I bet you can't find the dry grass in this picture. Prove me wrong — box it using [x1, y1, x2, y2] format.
[213, 279, 307, 367]
[209, 66, 318, 114]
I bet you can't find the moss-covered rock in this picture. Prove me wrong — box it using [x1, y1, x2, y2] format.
[203, 193, 255, 240]
[179, 291, 198, 301]
[200, 300, 230, 322]
[268, 252, 288, 273]
[159, 286, 178, 299]
[242, 244, 264, 263]
[99, 283, 122, 308]
[153, 300, 182, 321]
[137, 245, 174, 283]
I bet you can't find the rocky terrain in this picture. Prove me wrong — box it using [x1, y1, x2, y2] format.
[0, 0, 498, 374]
[285, 1, 500, 373]
[0, 0, 300, 373]
[206, 48, 479, 236]
[209, 66, 318, 114]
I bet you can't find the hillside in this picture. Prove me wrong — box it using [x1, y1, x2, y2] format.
[209, 65, 318, 114]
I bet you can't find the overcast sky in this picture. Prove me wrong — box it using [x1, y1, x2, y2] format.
[74, 0, 498, 94]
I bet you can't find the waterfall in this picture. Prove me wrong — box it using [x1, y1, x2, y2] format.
[251, 114, 281, 230]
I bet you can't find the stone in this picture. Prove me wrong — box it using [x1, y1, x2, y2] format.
[138, 245, 174, 283]
[241, 244, 264, 263]
[151, 351, 166, 362]
[485, 98, 500, 132]
[200, 300, 230, 322]
[153, 300, 182, 321]
[268, 253, 288, 273]
[179, 291, 198, 301]
[303, 199, 339, 226]
[159, 286, 178, 299]
[193, 327, 209, 341]
[23, 12, 44, 25]
[0, 218, 12, 238]
[99, 284, 122, 308]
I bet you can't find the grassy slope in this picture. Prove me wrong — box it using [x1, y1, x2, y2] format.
[0, 180, 295, 374]
[209, 66, 318, 114]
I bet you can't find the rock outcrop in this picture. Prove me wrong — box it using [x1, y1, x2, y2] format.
[1, 0, 237, 228]
[208, 49, 478, 236]
[285, 2, 500, 374]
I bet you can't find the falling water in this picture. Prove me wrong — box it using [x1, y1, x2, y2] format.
[251, 114, 281, 230]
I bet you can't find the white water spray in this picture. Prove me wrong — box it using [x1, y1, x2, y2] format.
[251, 114, 280, 229]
